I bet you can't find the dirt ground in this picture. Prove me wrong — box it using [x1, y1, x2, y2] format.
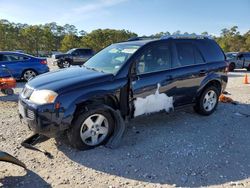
[0, 64, 250, 187]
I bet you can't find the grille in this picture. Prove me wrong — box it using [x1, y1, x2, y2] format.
[21, 85, 34, 99]
[26, 109, 35, 120]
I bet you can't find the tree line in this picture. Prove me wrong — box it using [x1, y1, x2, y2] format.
[0, 19, 249, 56]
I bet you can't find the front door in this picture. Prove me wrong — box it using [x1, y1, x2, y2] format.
[130, 41, 175, 117]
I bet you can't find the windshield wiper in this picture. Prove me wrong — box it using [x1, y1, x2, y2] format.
[83, 65, 105, 73]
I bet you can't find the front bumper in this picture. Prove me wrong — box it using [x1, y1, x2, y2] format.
[52, 59, 59, 66]
[18, 98, 64, 138]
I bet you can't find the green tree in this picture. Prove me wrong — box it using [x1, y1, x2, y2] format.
[81, 29, 137, 51]
[60, 34, 80, 52]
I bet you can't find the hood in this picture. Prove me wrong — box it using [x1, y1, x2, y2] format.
[27, 67, 113, 93]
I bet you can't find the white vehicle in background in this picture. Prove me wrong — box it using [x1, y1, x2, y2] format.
[226, 52, 250, 71]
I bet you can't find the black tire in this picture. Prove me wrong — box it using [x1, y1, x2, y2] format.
[194, 86, 219, 116]
[58, 60, 71, 68]
[67, 106, 114, 150]
[5, 88, 14, 95]
[22, 69, 37, 82]
[1, 89, 6, 94]
[228, 63, 235, 72]
[57, 60, 64, 69]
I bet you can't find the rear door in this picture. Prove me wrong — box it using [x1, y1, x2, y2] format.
[170, 39, 207, 106]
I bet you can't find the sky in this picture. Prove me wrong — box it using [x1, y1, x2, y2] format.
[0, 0, 249, 36]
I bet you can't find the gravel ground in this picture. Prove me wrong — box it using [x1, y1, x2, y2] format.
[0, 64, 250, 187]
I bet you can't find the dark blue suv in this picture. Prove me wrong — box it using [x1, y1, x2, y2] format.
[18, 35, 228, 150]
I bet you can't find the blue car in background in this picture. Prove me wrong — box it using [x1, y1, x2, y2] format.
[0, 51, 49, 81]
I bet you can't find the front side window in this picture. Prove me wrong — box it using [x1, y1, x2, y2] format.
[135, 43, 171, 74]
[0, 54, 29, 62]
[84, 44, 140, 74]
[71, 50, 80, 56]
[79, 49, 92, 55]
[0, 55, 17, 62]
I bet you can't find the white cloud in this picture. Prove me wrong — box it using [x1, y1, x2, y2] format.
[73, 0, 128, 14]
[0, 0, 129, 26]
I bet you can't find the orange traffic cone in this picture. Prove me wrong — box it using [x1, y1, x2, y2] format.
[243, 74, 249, 84]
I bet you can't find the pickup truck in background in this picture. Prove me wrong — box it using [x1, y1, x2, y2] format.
[52, 48, 94, 68]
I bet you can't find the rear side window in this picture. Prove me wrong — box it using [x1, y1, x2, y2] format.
[173, 41, 204, 68]
[195, 39, 225, 62]
[194, 47, 205, 64]
[175, 42, 195, 66]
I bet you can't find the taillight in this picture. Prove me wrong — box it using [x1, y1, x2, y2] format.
[40, 60, 47, 65]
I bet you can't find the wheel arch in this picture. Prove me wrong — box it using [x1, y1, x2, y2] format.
[195, 79, 222, 102]
[61, 94, 120, 128]
[75, 94, 119, 115]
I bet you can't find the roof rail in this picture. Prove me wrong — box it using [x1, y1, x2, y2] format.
[160, 34, 212, 40]
[127, 36, 158, 41]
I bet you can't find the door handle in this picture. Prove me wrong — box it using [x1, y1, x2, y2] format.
[199, 70, 207, 76]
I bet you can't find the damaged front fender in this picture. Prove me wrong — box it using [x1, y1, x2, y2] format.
[0, 151, 26, 169]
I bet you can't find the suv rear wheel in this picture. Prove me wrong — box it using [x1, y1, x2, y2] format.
[67, 107, 114, 150]
[194, 86, 219, 116]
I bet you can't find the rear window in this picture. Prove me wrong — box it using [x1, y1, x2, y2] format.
[195, 39, 225, 62]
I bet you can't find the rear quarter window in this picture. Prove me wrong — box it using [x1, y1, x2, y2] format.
[195, 39, 225, 62]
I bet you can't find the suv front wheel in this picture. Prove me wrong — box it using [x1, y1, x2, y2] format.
[194, 86, 219, 116]
[67, 107, 114, 150]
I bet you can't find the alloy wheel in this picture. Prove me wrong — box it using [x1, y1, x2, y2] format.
[23, 70, 36, 81]
[80, 114, 109, 146]
[203, 90, 217, 112]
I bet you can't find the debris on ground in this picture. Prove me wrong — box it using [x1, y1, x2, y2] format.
[219, 94, 238, 105]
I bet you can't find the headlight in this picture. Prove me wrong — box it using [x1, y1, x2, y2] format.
[29, 90, 58, 105]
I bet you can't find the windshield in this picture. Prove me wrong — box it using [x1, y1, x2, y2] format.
[66, 49, 75, 54]
[84, 44, 140, 74]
